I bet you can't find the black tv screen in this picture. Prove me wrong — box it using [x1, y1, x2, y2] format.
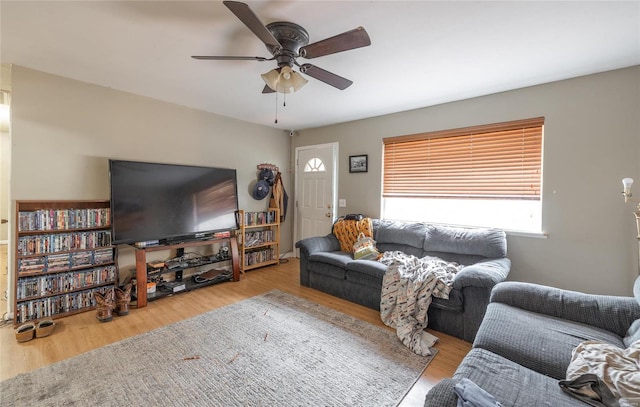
[109, 160, 239, 245]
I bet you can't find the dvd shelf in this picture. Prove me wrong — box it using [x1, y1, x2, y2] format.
[237, 208, 280, 272]
[15, 286, 115, 324]
[13, 200, 118, 326]
[16, 265, 117, 300]
[18, 207, 110, 231]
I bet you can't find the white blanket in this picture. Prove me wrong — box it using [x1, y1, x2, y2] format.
[566, 340, 640, 407]
[378, 251, 462, 356]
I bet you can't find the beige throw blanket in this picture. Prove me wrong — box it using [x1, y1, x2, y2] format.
[566, 340, 640, 407]
[378, 251, 461, 356]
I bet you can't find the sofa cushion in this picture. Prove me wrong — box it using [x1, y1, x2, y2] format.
[373, 219, 427, 250]
[308, 252, 352, 279]
[424, 251, 488, 267]
[452, 349, 584, 407]
[473, 302, 625, 380]
[345, 260, 387, 287]
[424, 225, 506, 259]
[376, 243, 426, 258]
[490, 281, 640, 337]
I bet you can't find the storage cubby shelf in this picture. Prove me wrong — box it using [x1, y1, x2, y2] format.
[237, 208, 280, 273]
[13, 200, 117, 326]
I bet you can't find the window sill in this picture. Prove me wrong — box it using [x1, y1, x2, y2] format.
[505, 230, 548, 239]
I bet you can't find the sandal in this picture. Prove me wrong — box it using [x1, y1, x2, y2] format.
[15, 322, 36, 342]
[36, 319, 56, 338]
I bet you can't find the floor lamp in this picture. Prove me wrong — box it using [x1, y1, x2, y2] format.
[622, 178, 640, 275]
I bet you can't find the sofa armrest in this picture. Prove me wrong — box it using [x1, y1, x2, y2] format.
[295, 234, 341, 258]
[453, 258, 511, 290]
[490, 281, 640, 337]
[423, 378, 458, 407]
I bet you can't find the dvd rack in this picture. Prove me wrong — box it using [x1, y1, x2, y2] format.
[13, 200, 118, 326]
[237, 208, 280, 272]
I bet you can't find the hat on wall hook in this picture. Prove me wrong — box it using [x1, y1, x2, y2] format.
[252, 179, 270, 200]
[257, 163, 279, 186]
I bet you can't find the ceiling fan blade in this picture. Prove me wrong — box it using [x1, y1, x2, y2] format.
[262, 85, 275, 94]
[223, 1, 282, 49]
[300, 27, 371, 59]
[191, 55, 270, 61]
[300, 64, 353, 90]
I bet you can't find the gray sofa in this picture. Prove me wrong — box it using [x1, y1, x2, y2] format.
[295, 219, 511, 342]
[424, 278, 640, 406]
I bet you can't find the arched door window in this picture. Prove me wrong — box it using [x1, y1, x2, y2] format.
[303, 157, 326, 172]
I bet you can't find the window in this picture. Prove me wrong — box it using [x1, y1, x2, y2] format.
[304, 157, 326, 173]
[382, 117, 544, 233]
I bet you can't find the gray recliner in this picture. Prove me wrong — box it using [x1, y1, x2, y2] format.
[424, 277, 640, 406]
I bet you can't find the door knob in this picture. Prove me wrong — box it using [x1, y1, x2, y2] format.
[326, 213, 332, 218]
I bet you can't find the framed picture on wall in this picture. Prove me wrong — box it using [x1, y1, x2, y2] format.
[349, 155, 368, 173]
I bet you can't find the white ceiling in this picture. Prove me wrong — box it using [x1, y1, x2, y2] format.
[1, 1, 639, 131]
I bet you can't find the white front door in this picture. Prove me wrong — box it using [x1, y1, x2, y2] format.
[295, 143, 337, 249]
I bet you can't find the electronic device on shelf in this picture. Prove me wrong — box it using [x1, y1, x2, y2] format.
[163, 281, 186, 293]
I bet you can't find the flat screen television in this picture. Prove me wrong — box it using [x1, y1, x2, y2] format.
[109, 159, 239, 245]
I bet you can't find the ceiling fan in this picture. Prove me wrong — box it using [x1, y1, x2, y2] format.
[192, 1, 371, 94]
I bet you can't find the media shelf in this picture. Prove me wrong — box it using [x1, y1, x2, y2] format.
[146, 255, 233, 302]
[13, 200, 117, 326]
[133, 237, 239, 307]
[147, 270, 234, 302]
[237, 208, 280, 272]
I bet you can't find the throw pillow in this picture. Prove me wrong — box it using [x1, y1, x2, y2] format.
[333, 217, 373, 252]
[353, 233, 379, 260]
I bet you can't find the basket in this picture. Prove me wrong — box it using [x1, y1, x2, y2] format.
[15, 322, 36, 343]
[36, 319, 56, 338]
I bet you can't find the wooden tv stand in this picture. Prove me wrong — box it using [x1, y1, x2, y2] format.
[134, 237, 240, 308]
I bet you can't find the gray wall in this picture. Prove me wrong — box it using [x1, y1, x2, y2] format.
[8, 66, 292, 294]
[293, 66, 640, 296]
[8, 65, 640, 300]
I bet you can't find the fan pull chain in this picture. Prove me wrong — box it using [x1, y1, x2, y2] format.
[274, 92, 278, 124]
[272, 92, 290, 124]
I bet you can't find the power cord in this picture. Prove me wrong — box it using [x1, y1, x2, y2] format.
[0, 312, 11, 327]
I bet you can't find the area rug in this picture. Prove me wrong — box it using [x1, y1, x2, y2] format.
[0, 290, 437, 406]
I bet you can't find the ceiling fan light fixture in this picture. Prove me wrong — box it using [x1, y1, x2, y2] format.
[283, 70, 308, 93]
[261, 69, 281, 91]
[281, 66, 292, 81]
[261, 66, 308, 94]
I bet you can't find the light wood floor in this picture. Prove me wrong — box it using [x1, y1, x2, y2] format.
[0, 258, 471, 406]
[0, 245, 6, 319]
